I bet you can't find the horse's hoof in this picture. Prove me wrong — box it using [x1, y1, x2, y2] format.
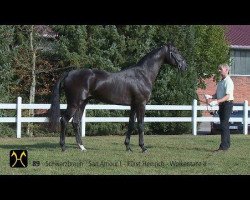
[126, 147, 133, 152]
[126, 145, 132, 152]
[79, 145, 87, 151]
[142, 148, 148, 153]
[61, 148, 66, 152]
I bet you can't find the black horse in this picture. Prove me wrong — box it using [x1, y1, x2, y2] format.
[48, 42, 187, 152]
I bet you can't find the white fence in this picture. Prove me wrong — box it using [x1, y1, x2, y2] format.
[0, 97, 249, 138]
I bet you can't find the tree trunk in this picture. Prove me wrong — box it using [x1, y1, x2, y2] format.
[27, 25, 36, 137]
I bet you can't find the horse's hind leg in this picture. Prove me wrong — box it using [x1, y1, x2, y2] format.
[124, 107, 136, 152]
[60, 106, 77, 151]
[72, 101, 87, 151]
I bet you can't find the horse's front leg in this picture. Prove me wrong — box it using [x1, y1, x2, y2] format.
[124, 107, 136, 152]
[136, 104, 147, 153]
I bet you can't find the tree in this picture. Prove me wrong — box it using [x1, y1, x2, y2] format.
[0, 25, 16, 136]
[0, 25, 15, 102]
[26, 25, 36, 136]
[11, 25, 59, 136]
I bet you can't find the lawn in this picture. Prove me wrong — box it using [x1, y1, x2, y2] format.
[0, 134, 249, 175]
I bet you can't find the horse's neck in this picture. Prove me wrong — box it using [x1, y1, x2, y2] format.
[146, 62, 163, 84]
[140, 51, 165, 83]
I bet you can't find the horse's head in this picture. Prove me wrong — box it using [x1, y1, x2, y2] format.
[165, 43, 187, 71]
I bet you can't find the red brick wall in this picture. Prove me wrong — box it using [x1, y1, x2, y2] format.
[197, 76, 250, 105]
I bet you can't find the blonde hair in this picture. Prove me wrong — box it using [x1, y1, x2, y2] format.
[218, 63, 230, 71]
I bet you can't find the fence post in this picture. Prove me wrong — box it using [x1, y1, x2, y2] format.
[243, 100, 248, 135]
[192, 99, 197, 136]
[81, 109, 86, 137]
[16, 97, 22, 138]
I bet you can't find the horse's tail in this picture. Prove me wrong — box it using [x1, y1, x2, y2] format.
[48, 72, 69, 132]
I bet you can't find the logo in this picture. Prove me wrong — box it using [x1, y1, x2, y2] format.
[10, 150, 28, 168]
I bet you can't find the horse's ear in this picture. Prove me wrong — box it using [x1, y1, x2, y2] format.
[165, 41, 171, 53]
[166, 40, 173, 46]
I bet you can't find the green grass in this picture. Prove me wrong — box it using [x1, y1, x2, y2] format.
[0, 135, 250, 175]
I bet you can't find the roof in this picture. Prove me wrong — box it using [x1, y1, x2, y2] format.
[224, 25, 250, 49]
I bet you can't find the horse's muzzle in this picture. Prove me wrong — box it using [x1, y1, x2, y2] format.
[179, 60, 187, 71]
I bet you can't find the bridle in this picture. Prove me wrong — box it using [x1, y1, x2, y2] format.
[168, 45, 184, 70]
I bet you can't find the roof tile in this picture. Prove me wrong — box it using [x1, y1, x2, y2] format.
[225, 25, 250, 46]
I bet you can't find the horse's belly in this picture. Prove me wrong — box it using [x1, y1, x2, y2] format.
[91, 89, 131, 105]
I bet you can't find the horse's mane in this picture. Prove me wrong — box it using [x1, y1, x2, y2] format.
[137, 46, 163, 66]
[120, 46, 164, 71]
[120, 64, 137, 71]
